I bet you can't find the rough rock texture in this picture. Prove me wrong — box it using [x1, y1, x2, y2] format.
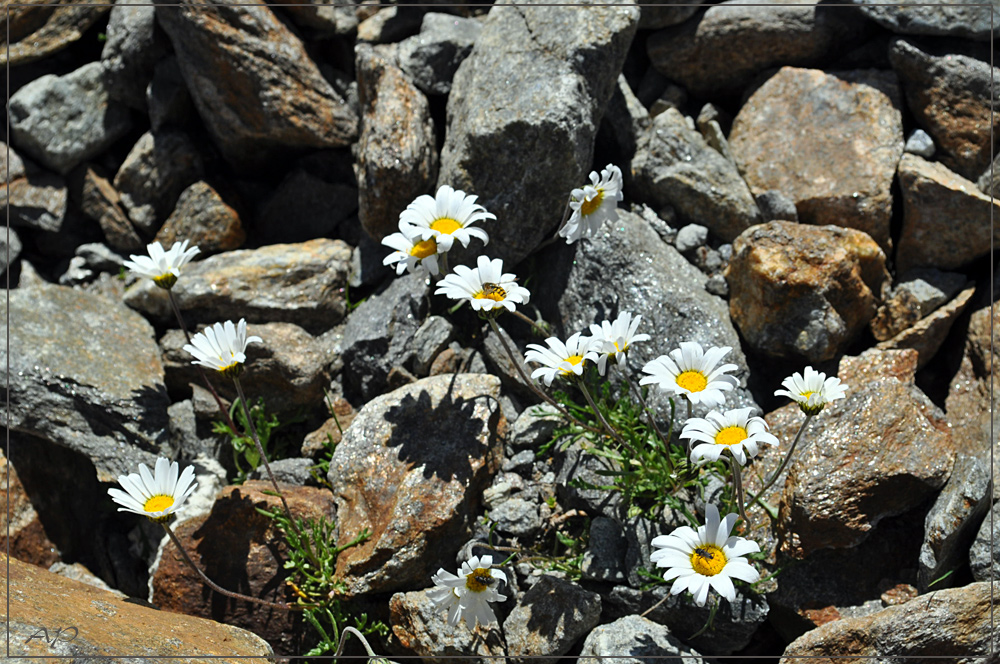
[0, 286, 169, 482]
[152, 481, 332, 656]
[389, 588, 505, 664]
[631, 107, 761, 242]
[850, 0, 1000, 41]
[1, 170, 69, 232]
[1, 0, 113, 67]
[504, 575, 602, 662]
[578, 615, 703, 663]
[8, 62, 133, 175]
[871, 268, 969, 341]
[874, 281, 975, 369]
[73, 165, 144, 252]
[398, 12, 483, 96]
[781, 582, 996, 662]
[438, 0, 639, 267]
[123, 239, 352, 333]
[730, 67, 903, 252]
[356, 43, 438, 242]
[894, 153, 1000, 273]
[969, 501, 1000, 581]
[537, 208, 759, 418]
[0, 449, 61, 568]
[726, 221, 889, 362]
[647, 1, 868, 99]
[153, 0, 358, 171]
[4, 553, 274, 661]
[100, 0, 168, 110]
[328, 374, 505, 597]
[155, 181, 246, 254]
[639, 0, 702, 29]
[889, 39, 999, 180]
[776, 349, 954, 559]
[254, 169, 358, 246]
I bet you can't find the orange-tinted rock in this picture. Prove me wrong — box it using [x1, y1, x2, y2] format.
[329, 374, 505, 597]
[152, 481, 334, 656]
[2, 0, 113, 67]
[726, 221, 889, 362]
[155, 181, 245, 254]
[0, 450, 60, 568]
[72, 164, 144, 252]
[730, 67, 903, 253]
[4, 553, 273, 661]
[874, 282, 975, 369]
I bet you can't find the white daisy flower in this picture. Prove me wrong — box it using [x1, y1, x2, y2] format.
[182, 319, 262, 378]
[427, 554, 507, 630]
[108, 457, 198, 523]
[639, 341, 739, 408]
[586, 311, 650, 376]
[558, 164, 624, 244]
[650, 504, 760, 607]
[524, 332, 600, 387]
[381, 230, 441, 277]
[433, 255, 530, 314]
[681, 407, 778, 466]
[399, 185, 492, 252]
[774, 366, 848, 416]
[123, 240, 200, 289]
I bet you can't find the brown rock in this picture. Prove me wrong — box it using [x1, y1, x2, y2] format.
[875, 282, 975, 369]
[154, 1, 358, 171]
[356, 43, 438, 241]
[730, 67, 903, 252]
[152, 481, 333, 656]
[776, 349, 954, 559]
[329, 374, 505, 597]
[123, 238, 353, 333]
[301, 397, 357, 458]
[0, 170, 68, 232]
[726, 221, 889, 362]
[781, 581, 995, 663]
[155, 181, 245, 254]
[389, 589, 505, 663]
[1, 140, 26, 180]
[0, 449, 60, 568]
[894, 153, 1000, 273]
[647, 1, 869, 99]
[72, 164, 144, 252]
[1, 0, 113, 67]
[890, 38, 999, 180]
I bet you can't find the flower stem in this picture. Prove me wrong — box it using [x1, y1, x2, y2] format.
[335, 626, 382, 661]
[618, 366, 675, 476]
[744, 413, 813, 514]
[167, 291, 241, 436]
[161, 523, 296, 610]
[439, 251, 450, 276]
[575, 376, 640, 458]
[510, 309, 548, 337]
[729, 456, 750, 527]
[486, 317, 606, 437]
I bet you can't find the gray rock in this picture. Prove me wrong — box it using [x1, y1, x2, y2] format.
[349, 232, 394, 289]
[255, 169, 357, 245]
[146, 58, 193, 132]
[623, 514, 678, 589]
[581, 516, 627, 583]
[123, 239, 353, 334]
[755, 190, 798, 222]
[438, 0, 638, 267]
[2, 2, 112, 68]
[357, 5, 425, 44]
[579, 615, 703, 663]
[328, 374, 505, 596]
[411, 316, 455, 377]
[705, 274, 729, 298]
[0, 171, 68, 232]
[675, 224, 709, 253]
[0, 228, 23, 275]
[0, 286, 169, 482]
[488, 497, 541, 539]
[918, 455, 991, 589]
[850, 0, 1000, 40]
[72, 164, 143, 253]
[2, 141, 26, 181]
[555, 443, 624, 520]
[904, 129, 935, 158]
[8, 62, 133, 174]
[273, 0, 359, 35]
[340, 272, 429, 402]
[896, 268, 968, 319]
[154, 2, 358, 171]
[504, 575, 602, 662]
[501, 449, 535, 474]
[632, 108, 761, 243]
[166, 399, 218, 460]
[969, 500, 1000, 582]
[114, 130, 205, 236]
[398, 12, 483, 96]
[58, 256, 93, 285]
[75, 243, 126, 273]
[356, 43, 438, 242]
[250, 457, 316, 487]
[639, 0, 703, 29]
[695, 104, 734, 163]
[389, 588, 505, 664]
[596, 75, 649, 189]
[508, 404, 562, 451]
[480, 323, 536, 402]
[101, 0, 168, 110]
[155, 181, 245, 255]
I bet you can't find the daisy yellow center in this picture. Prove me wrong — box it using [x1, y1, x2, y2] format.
[409, 238, 437, 259]
[218, 361, 243, 379]
[690, 545, 727, 576]
[715, 426, 748, 447]
[474, 283, 507, 302]
[144, 495, 175, 513]
[676, 370, 708, 393]
[580, 190, 605, 216]
[560, 354, 585, 374]
[800, 390, 815, 400]
[466, 568, 493, 593]
[153, 273, 178, 290]
[430, 218, 462, 235]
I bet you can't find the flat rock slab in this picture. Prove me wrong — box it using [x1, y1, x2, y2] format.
[730, 67, 903, 253]
[153, 0, 358, 171]
[3, 553, 273, 661]
[2, 0, 113, 67]
[1, 286, 168, 482]
[850, 0, 1000, 41]
[328, 374, 505, 597]
[123, 238, 352, 334]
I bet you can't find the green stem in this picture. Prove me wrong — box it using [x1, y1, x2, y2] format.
[576, 376, 640, 458]
[618, 366, 675, 476]
[729, 456, 749, 527]
[439, 251, 450, 276]
[511, 309, 548, 337]
[744, 414, 813, 514]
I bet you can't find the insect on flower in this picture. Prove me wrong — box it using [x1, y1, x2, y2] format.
[694, 547, 715, 561]
[480, 282, 507, 299]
